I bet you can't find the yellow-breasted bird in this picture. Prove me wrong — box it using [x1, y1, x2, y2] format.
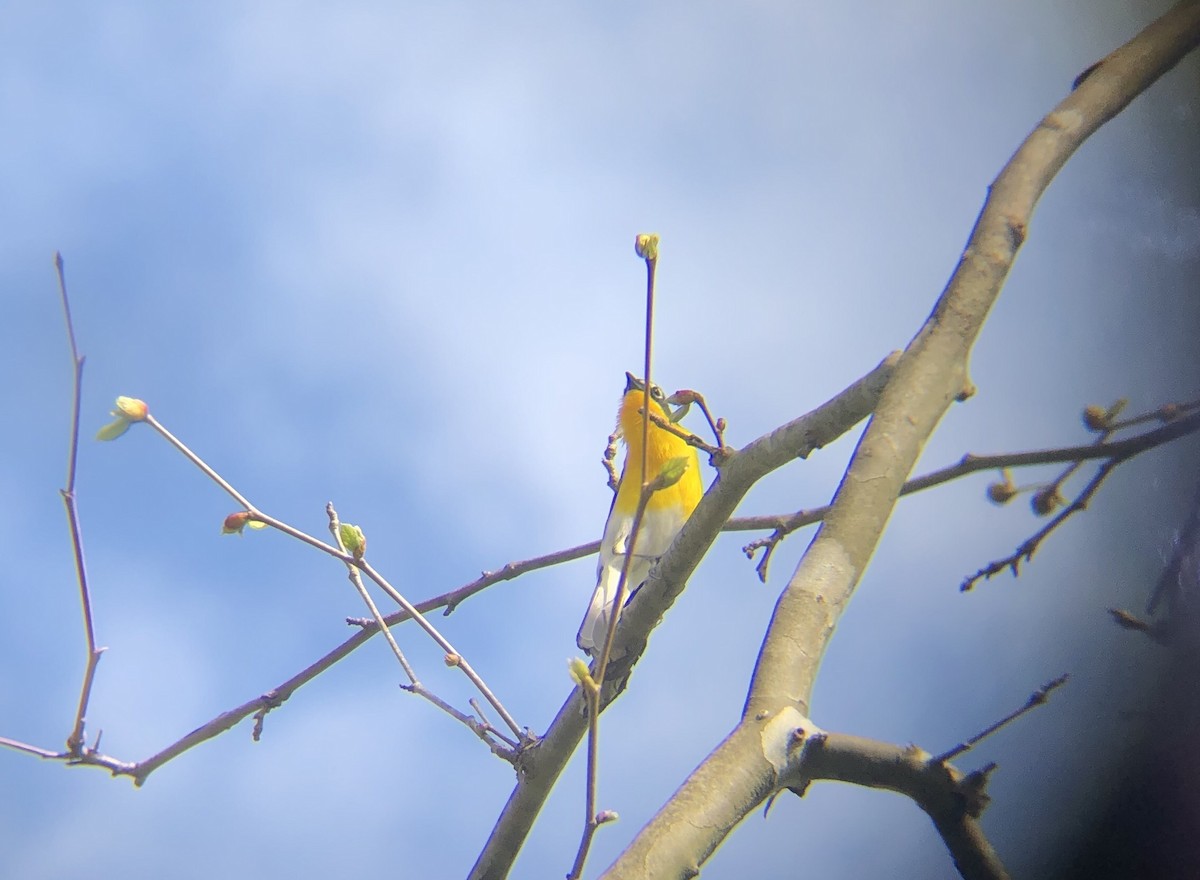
[576, 372, 704, 655]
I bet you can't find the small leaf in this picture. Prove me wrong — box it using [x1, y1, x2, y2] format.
[96, 396, 149, 441]
[339, 522, 367, 558]
[656, 455, 691, 489]
[95, 418, 132, 441]
[667, 400, 693, 424]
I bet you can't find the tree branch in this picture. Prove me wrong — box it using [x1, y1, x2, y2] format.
[602, 6, 1200, 878]
[468, 354, 898, 880]
[51, 252, 107, 757]
[802, 734, 1007, 880]
[1, 534, 593, 782]
[741, 403, 1200, 580]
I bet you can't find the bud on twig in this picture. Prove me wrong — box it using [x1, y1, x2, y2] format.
[339, 522, 367, 559]
[634, 233, 659, 261]
[568, 657, 597, 693]
[986, 469, 1017, 505]
[96, 396, 149, 441]
[222, 511, 266, 534]
[1031, 486, 1062, 516]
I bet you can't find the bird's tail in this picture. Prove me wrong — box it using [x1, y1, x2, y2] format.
[576, 574, 619, 656]
[577, 555, 656, 655]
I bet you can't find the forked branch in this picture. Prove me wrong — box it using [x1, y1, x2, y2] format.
[602, 7, 1200, 879]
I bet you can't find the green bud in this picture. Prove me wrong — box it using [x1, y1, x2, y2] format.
[656, 455, 691, 489]
[339, 523, 367, 559]
[568, 657, 596, 691]
[95, 418, 132, 441]
[634, 233, 659, 261]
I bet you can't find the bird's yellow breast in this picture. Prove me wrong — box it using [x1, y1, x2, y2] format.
[614, 388, 703, 516]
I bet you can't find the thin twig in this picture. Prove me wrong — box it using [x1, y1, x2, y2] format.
[570, 234, 662, 880]
[15, 402, 1194, 783]
[1105, 398, 1200, 433]
[602, 430, 620, 492]
[742, 408, 1200, 581]
[69, 397, 1189, 787]
[569, 481, 655, 874]
[961, 460, 1120, 591]
[144, 413, 523, 740]
[143, 413, 254, 510]
[326, 505, 419, 683]
[0, 735, 69, 760]
[53, 253, 106, 755]
[646, 409, 724, 460]
[667, 387, 726, 450]
[936, 674, 1070, 763]
[470, 699, 521, 750]
[347, 540, 599, 623]
[0, 536, 599, 782]
[142, 412, 384, 566]
[56, 253, 83, 493]
[29, 375, 1184, 795]
[99, 446, 312, 565]
[568, 684, 603, 880]
[358, 558, 523, 739]
[407, 682, 518, 760]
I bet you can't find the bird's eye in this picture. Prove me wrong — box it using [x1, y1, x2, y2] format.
[650, 385, 665, 401]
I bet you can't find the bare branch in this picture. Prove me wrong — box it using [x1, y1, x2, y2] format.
[740, 406, 1200, 581]
[601, 429, 620, 492]
[326, 505, 519, 755]
[569, 233, 666, 880]
[327, 504, 420, 684]
[645, 409, 725, 461]
[803, 733, 1009, 880]
[52, 252, 106, 757]
[2, 531, 602, 783]
[936, 675, 1071, 763]
[961, 459, 1119, 591]
[358, 557, 524, 741]
[666, 386, 726, 451]
[142, 410, 525, 741]
[602, 7, 1200, 878]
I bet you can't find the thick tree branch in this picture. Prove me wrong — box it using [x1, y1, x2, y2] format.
[802, 734, 1007, 880]
[603, 5, 1200, 878]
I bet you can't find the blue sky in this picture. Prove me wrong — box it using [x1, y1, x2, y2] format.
[2, 2, 1198, 878]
